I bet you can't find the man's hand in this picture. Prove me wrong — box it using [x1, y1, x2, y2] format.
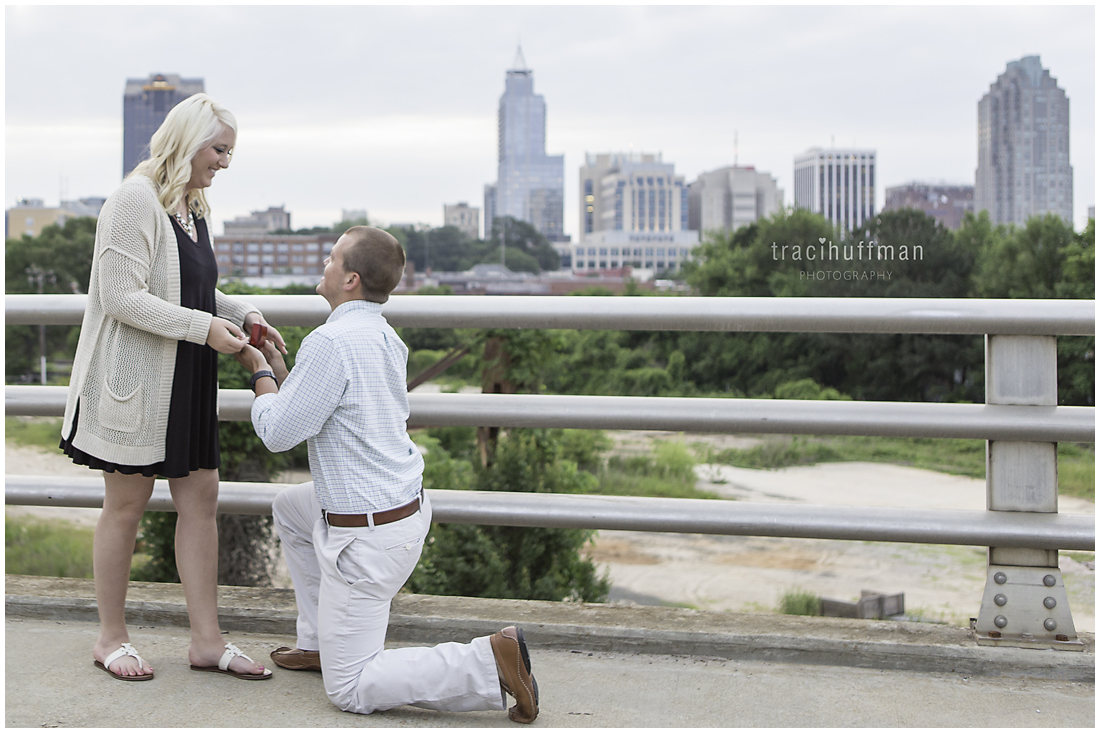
[244, 312, 288, 354]
[207, 316, 248, 354]
[235, 344, 280, 396]
[257, 339, 290, 385]
[234, 343, 270, 373]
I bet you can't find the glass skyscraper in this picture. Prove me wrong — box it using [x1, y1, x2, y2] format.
[123, 73, 204, 178]
[484, 49, 565, 241]
[975, 56, 1072, 226]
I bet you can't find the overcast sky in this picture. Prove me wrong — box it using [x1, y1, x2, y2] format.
[5, 4, 1095, 238]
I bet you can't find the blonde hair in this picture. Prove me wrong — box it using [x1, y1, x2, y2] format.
[129, 93, 236, 219]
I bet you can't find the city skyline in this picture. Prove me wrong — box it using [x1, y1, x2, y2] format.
[5, 5, 1095, 238]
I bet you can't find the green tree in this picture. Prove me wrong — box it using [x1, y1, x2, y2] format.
[405, 327, 610, 602]
[5, 217, 97, 382]
[414, 225, 475, 273]
[973, 212, 1078, 299]
[969, 213, 1093, 405]
[482, 216, 561, 272]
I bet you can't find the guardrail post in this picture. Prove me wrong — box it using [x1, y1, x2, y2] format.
[974, 335, 1082, 650]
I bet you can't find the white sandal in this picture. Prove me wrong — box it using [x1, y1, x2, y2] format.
[94, 642, 154, 681]
[190, 642, 273, 680]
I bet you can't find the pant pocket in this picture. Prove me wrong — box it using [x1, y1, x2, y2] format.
[335, 534, 424, 600]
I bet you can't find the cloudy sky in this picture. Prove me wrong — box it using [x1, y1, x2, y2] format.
[5, 4, 1095, 237]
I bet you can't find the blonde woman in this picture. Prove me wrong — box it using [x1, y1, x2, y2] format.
[61, 93, 284, 681]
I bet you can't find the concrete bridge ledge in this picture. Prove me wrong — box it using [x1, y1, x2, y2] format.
[6, 574, 1093, 683]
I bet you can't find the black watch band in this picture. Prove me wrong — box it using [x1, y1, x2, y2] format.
[250, 370, 277, 391]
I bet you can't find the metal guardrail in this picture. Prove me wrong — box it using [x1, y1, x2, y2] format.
[6, 385, 1094, 443]
[5, 294, 1096, 647]
[5, 293, 1096, 335]
[5, 476, 1094, 551]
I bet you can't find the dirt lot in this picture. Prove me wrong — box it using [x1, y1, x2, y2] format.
[7, 433, 1094, 632]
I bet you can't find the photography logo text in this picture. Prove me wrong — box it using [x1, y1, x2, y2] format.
[773, 238, 922, 282]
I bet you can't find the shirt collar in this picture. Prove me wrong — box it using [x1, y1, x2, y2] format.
[327, 298, 383, 324]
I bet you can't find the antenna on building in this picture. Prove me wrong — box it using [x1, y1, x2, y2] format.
[512, 44, 527, 71]
[831, 134, 835, 149]
[734, 130, 738, 167]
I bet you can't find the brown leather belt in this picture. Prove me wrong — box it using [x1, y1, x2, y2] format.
[324, 494, 421, 528]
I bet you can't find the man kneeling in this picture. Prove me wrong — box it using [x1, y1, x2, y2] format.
[235, 226, 538, 722]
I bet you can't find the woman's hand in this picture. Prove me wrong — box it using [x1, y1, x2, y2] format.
[244, 312, 288, 354]
[207, 316, 247, 354]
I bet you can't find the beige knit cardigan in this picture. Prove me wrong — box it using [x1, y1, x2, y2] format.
[62, 175, 258, 466]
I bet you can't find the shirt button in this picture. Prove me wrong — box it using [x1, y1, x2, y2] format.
[405, 543, 412, 550]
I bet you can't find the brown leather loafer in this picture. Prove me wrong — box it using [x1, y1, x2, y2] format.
[270, 646, 321, 671]
[490, 626, 539, 723]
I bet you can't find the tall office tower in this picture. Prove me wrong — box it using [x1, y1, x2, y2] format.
[574, 152, 697, 273]
[884, 182, 974, 231]
[687, 165, 783, 235]
[123, 73, 204, 178]
[443, 202, 480, 240]
[793, 148, 876, 232]
[483, 48, 565, 242]
[975, 56, 1072, 226]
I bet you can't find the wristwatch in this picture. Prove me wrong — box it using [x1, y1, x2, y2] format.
[250, 369, 277, 391]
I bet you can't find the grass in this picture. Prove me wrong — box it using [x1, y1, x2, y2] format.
[1057, 442, 1096, 501]
[777, 588, 822, 616]
[6, 515, 95, 578]
[6, 416, 65, 451]
[709, 435, 1094, 502]
[593, 441, 718, 500]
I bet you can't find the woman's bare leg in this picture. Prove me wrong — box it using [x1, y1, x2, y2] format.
[170, 468, 265, 675]
[93, 471, 155, 677]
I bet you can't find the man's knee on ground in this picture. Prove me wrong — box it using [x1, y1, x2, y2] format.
[326, 681, 366, 714]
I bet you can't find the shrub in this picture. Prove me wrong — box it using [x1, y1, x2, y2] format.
[407, 429, 610, 602]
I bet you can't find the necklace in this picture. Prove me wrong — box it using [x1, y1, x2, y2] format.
[173, 209, 196, 240]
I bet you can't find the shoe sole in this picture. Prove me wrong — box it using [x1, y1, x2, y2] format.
[271, 661, 321, 671]
[190, 664, 273, 680]
[506, 626, 539, 723]
[270, 648, 321, 671]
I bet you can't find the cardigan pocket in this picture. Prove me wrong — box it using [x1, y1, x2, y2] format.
[96, 320, 146, 434]
[97, 382, 143, 433]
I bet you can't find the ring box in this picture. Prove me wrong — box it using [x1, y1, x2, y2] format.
[249, 323, 267, 348]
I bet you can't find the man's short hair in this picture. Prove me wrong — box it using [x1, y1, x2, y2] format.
[340, 226, 406, 303]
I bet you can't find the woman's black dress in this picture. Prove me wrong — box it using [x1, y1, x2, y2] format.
[61, 214, 222, 479]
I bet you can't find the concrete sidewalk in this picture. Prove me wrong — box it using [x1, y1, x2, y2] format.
[5, 575, 1096, 727]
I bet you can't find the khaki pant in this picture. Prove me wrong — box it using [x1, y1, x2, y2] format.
[272, 483, 505, 714]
